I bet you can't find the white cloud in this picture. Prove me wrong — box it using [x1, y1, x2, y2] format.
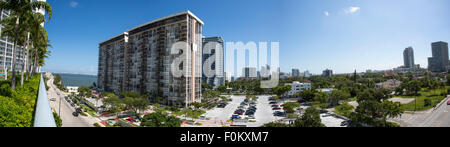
[324, 11, 329, 16]
[70, 1, 78, 8]
[345, 6, 360, 14]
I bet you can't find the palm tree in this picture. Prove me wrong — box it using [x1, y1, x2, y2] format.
[0, 0, 52, 90]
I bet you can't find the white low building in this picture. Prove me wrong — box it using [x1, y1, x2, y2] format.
[285, 81, 312, 97]
[317, 88, 335, 94]
[67, 86, 79, 94]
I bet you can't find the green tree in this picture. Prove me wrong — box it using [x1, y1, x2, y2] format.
[262, 122, 290, 127]
[202, 82, 212, 91]
[299, 89, 316, 101]
[330, 90, 350, 106]
[0, 0, 52, 90]
[350, 89, 404, 127]
[78, 86, 92, 98]
[293, 107, 325, 127]
[190, 102, 203, 110]
[102, 95, 123, 118]
[140, 110, 181, 127]
[282, 102, 300, 114]
[334, 102, 354, 117]
[123, 96, 150, 118]
[313, 92, 329, 105]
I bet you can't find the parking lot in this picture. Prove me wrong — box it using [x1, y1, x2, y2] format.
[203, 95, 283, 127]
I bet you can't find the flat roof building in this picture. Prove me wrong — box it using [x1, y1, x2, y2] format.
[98, 11, 203, 107]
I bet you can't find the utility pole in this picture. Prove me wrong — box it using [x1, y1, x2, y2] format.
[59, 95, 62, 116]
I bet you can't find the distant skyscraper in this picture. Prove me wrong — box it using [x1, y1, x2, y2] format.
[428, 41, 449, 72]
[292, 68, 300, 77]
[322, 69, 333, 77]
[403, 47, 415, 68]
[202, 36, 224, 89]
[260, 64, 271, 78]
[242, 67, 257, 78]
[303, 70, 312, 77]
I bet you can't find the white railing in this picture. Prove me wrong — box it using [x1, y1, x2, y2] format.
[33, 73, 56, 127]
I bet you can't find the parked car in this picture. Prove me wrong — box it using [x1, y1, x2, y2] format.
[126, 118, 135, 123]
[447, 100, 450, 105]
[273, 111, 286, 117]
[245, 111, 255, 116]
[234, 109, 245, 115]
[297, 99, 306, 103]
[50, 98, 56, 101]
[271, 105, 279, 108]
[72, 112, 79, 117]
[231, 115, 241, 120]
[75, 107, 83, 113]
[218, 104, 226, 108]
[269, 101, 277, 104]
[272, 107, 281, 110]
[70, 103, 75, 107]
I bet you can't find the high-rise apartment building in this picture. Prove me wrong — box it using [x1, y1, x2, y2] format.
[292, 68, 300, 77]
[322, 69, 333, 77]
[428, 41, 449, 72]
[202, 36, 224, 89]
[98, 11, 203, 106]
[403, 47, 415, 68]
[242, 67, 257, 78]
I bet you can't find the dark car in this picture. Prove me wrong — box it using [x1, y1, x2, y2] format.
[218, 104, 226, 108]
[70, 103, 75, 107]
[234, 111, 244, 115]
[271, 105, 279, 108]
[234, 109, 245, 115]
[272, 107, 281, 110]
[320, 110, 329, 114]
[76, 108, 83, 113]
[72, 112, 79, 117]
[297, 99, 306, 103]
[245, 111, 255, 115]
[231, 115, 241, 120]
[269, 101, 277, 104]
[273, 111, 285, 117]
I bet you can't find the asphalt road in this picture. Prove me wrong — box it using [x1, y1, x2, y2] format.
[390, 97, 450, 127]
[419, 97, 450, 127]
[46, 73, 93, 127]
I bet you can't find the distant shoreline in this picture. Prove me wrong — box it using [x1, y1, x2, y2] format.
[48, 72, 97, 77]
[53, 73, 98, 87]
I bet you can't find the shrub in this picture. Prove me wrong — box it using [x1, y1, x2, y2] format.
[0, 83, 12, 97]
[424, 98, 432, 107]
[53, 112, 63, 127]
[93, 123, 101, 127]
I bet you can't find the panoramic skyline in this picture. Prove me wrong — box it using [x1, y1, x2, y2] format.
[42, 0, 450, 75]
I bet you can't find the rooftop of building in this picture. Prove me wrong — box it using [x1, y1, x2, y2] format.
[99, 10, 203, 46]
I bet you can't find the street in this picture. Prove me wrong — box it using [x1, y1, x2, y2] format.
[390, 97, 450, 127]
[46, 72, 99, 127]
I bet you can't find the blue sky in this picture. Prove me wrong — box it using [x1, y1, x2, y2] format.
[42, 0, 450, 75]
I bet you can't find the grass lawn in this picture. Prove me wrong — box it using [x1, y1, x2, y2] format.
[401, 87, 448, 111]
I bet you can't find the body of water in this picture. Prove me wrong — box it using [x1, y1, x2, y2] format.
[55, 73, 98, 87]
